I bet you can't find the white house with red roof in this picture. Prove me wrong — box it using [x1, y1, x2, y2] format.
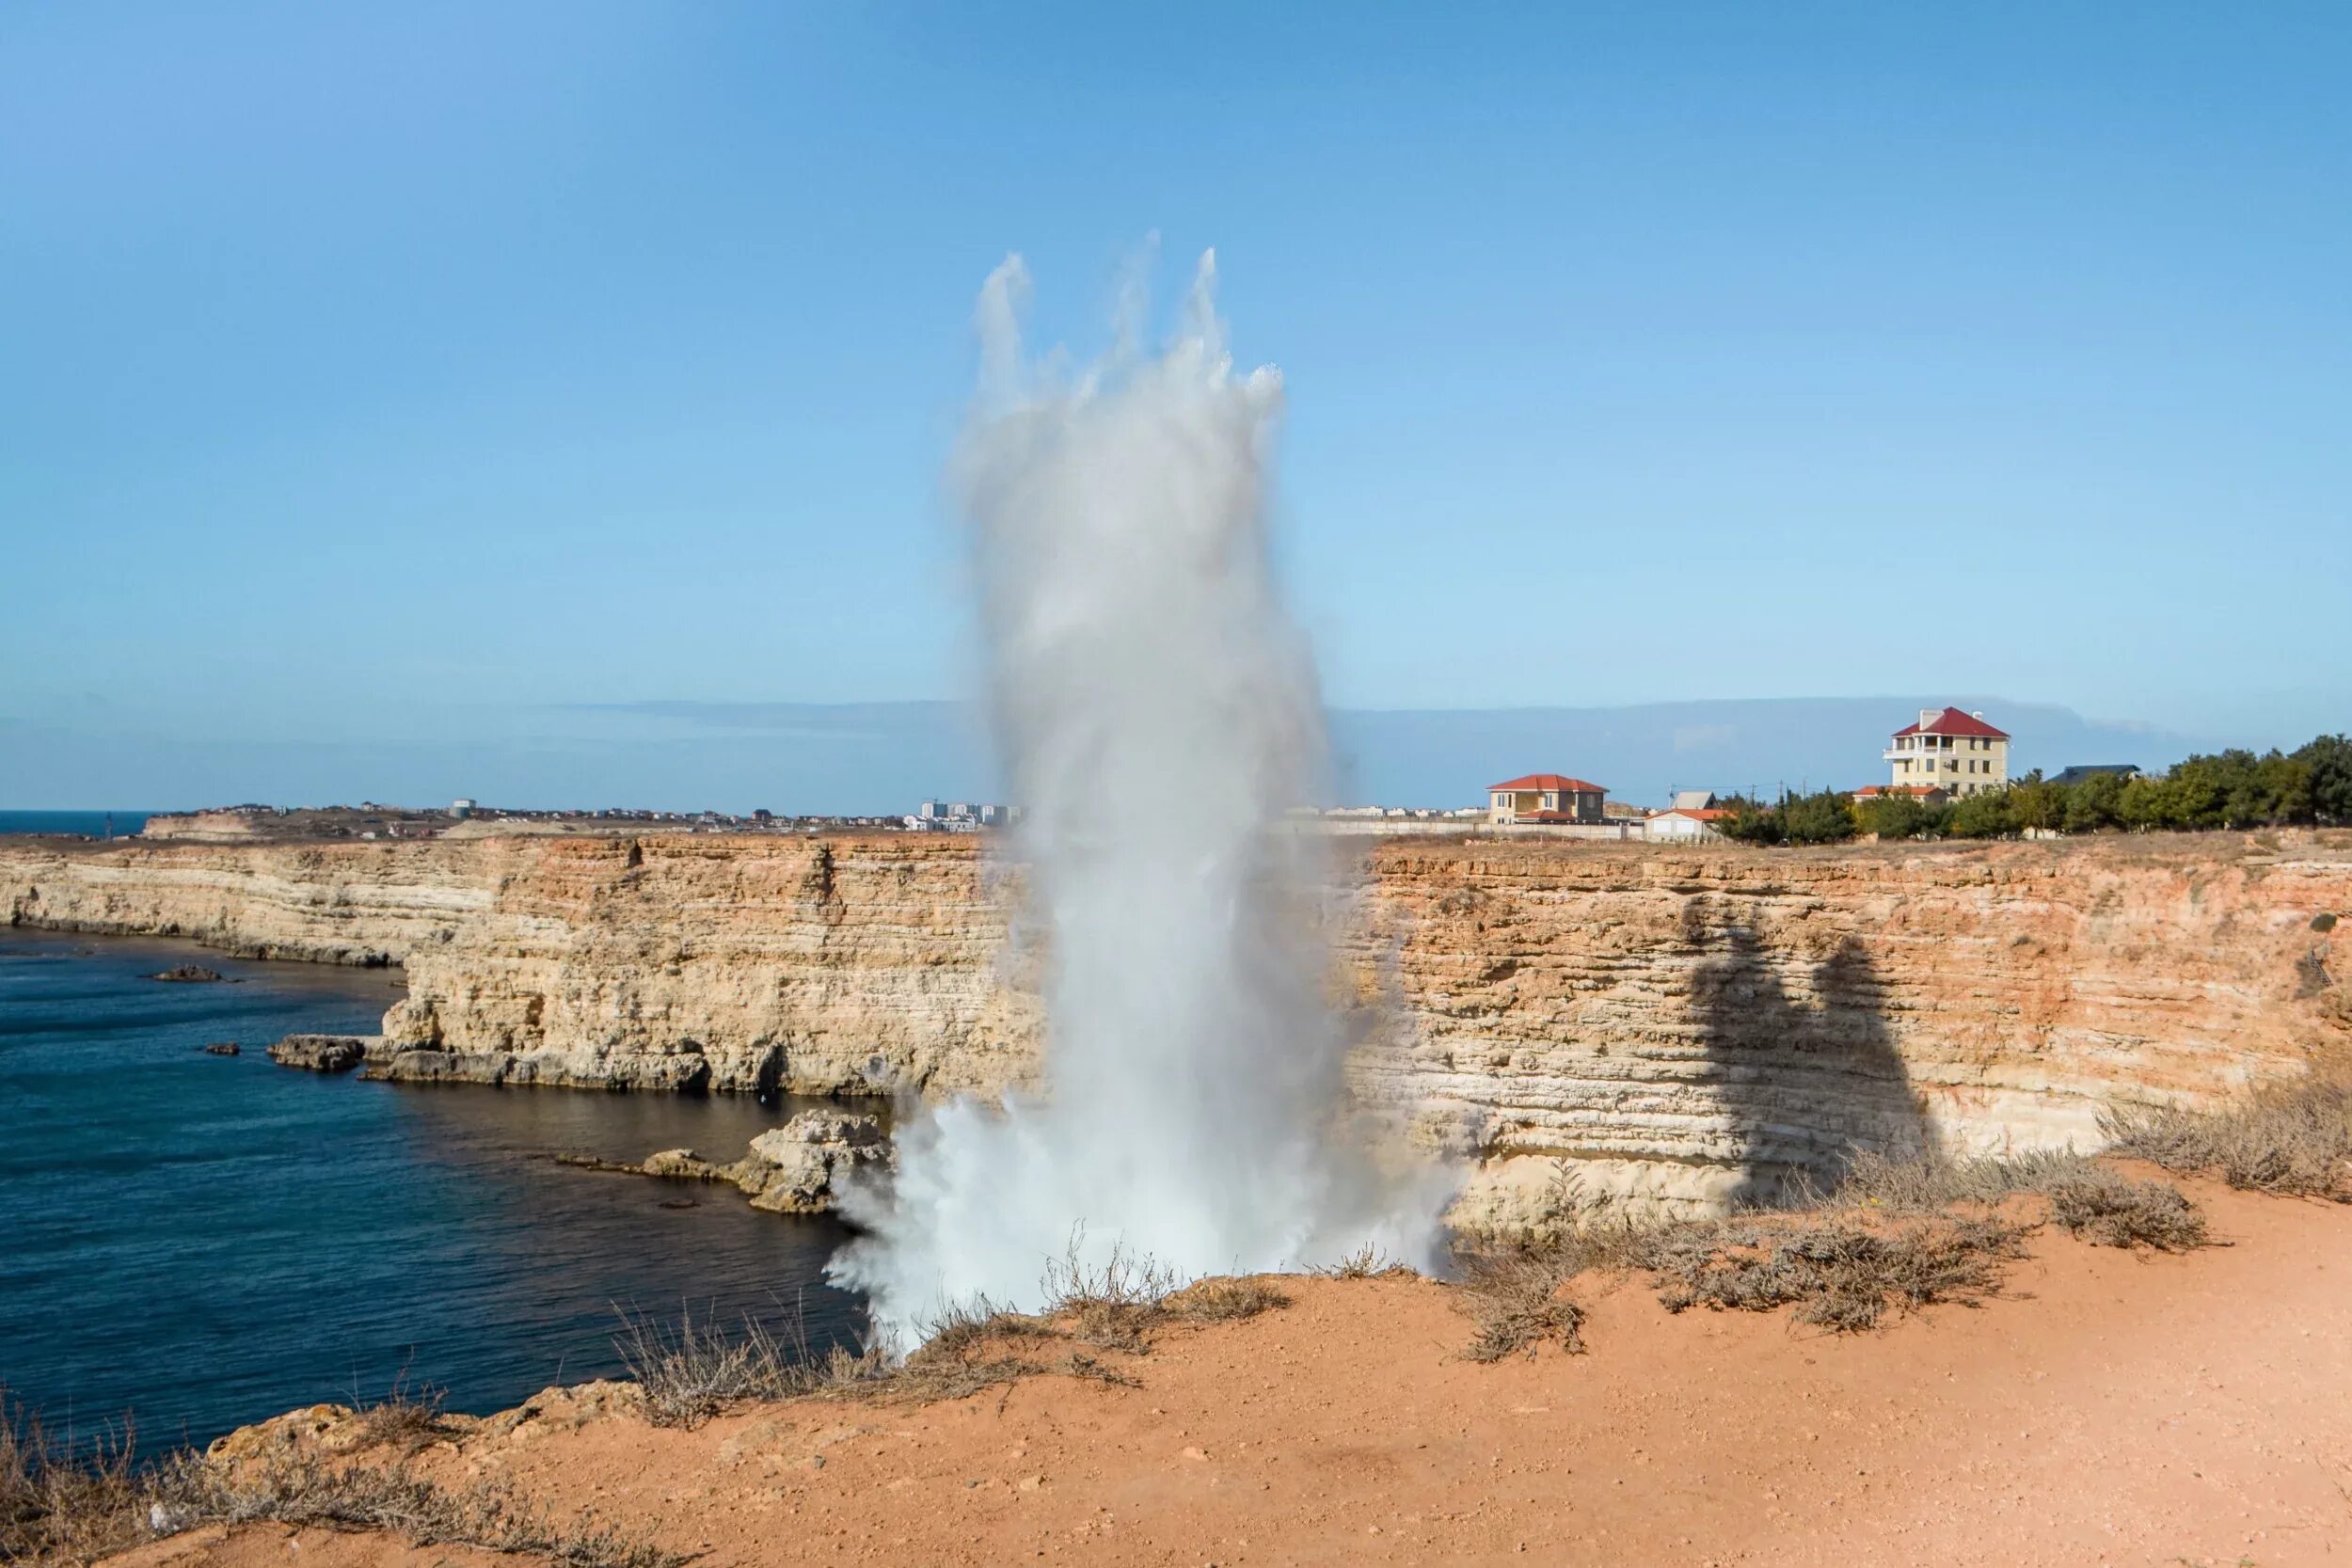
[1884, 706, 2010, 798]
[1488, 773, 1608, 825]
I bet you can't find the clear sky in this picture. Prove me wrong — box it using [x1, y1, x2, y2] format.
[4, 2, 2347, 807]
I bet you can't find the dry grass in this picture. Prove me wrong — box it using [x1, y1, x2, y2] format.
[613, 1308, 890, 1428]
[1162, 1276, 1291, 1323]
[4, 1390, 680, 1568]
[156, 1452, 684, 1568]
[1311, 1244, 1416, 1280]
[617, 1259, 1293, 1428]
[2103, 1070, 2352, 1200]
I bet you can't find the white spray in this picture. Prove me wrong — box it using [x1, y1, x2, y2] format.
[829, 250, 1453, 1347]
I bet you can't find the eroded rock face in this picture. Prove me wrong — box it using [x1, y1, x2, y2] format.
[8, 830, 2348, 1227]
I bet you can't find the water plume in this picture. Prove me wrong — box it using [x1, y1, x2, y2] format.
[829, 250, 1453, 1346]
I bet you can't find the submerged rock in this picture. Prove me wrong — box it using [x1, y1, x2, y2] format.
[147, 964, 226, 983]
[201, 1040, 242, 1056]
[267, 1034, 376, 1073]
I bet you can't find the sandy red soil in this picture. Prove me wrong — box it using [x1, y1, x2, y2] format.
[116, 1176, 2352, 1568]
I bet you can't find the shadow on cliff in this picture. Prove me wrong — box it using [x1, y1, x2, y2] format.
[1689, 926, 1928, 1208]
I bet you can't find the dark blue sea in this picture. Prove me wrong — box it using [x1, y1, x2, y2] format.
[0, 933, 867, 1454]
[0, 811, 153, 838]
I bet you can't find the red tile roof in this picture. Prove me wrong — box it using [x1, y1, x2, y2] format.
[1489, 774, 1608, 794]
[1890, 706, 2010, 740]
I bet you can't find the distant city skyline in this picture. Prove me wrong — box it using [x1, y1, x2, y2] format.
[5, 5, 2346, 806]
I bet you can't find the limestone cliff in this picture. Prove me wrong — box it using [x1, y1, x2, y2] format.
[7, 829, 2346, 1222]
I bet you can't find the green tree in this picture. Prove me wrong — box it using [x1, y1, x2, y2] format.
[1781, 788, 1859, 845]
[1713, 793, 1783, 845]
[1947, 789, 2021, 838]
[1859, 793, 1936, 840]
[2117, 773, 2174, 830]
[2009, 770, 2065, 833]
[2295, 735, 2352, 823]
[2061, 770, 2126, 832]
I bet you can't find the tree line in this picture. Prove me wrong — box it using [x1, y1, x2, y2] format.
[1715, 734, 2352, 846]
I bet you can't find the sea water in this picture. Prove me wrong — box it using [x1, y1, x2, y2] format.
[0, 933, 866, 1453]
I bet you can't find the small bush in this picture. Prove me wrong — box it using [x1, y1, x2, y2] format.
[2044, 1171, 2209, 1250]
[352, 1371, 451, 1455]
[2103, 1072, 2352, 1199]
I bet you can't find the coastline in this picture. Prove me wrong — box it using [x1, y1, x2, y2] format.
[7, 828, 2349, 1227]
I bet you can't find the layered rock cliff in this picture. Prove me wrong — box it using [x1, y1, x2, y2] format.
[7, 829, 2346, 1222]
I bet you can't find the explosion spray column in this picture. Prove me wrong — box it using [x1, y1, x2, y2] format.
[831, 252, 1451, 1347]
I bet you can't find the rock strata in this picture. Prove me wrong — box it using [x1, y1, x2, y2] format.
[266, 1035, 375, 1073]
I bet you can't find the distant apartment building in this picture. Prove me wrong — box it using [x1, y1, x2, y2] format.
[1883, 707, 2010, 799]
[1488, 773, 1608, 825]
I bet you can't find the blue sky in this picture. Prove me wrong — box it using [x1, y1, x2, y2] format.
[4, 3, 2347, 808]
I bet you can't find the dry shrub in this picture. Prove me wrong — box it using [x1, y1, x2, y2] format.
[3, 1400, 147, 1565]
[2103, 1071, 2352, 1199]
[1454, 1142, 2220, 1356]
[1833, 1147, 2098, 1211]
[1039, 1240, 1175, 1353]
[1647, 1214, 2027, 1332]
[2045, 1170, 2210, 1250]
[1311, 1244, 1414, 1280]
[1162, 1276, 1290, 1323]
[351, 1371, 451, 1456]
[1455, 1250, 1586, 1362]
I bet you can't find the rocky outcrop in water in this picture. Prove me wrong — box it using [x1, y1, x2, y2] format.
[147, 964, 225, 983]
[202, 1041, 241, 1056]
[562, 1110, 890, 1214]
[738, 1110, 890, 1213]
[8, 830, 2348, 1223]
[267, 1035, 374, 1072]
